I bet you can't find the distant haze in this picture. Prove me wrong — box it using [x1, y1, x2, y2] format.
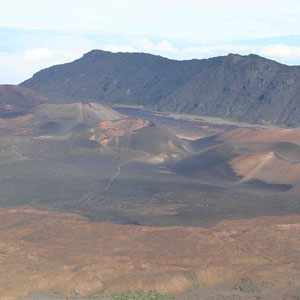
[0, 0, 300, 83]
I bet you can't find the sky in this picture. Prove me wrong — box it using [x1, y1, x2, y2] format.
[0, 0, 300, 84]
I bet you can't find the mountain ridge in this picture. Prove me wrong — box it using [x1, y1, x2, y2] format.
[21, 50, 300, 126]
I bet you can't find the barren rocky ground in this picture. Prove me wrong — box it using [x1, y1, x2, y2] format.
[0, 207, 299, 299]
[0, 98, 300, 299]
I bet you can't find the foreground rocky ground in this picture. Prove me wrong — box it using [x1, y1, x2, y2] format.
[0, 207, 299, 299]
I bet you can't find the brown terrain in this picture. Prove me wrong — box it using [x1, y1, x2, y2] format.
[0, 207, 300, 299]
[84, 117, 189, 159]
[0, 85, 49, 117]
[1, 51, 298, 300]
[88, 117, 153, 145]
[1, 89, 300, 299]
[113, 106, 237, 141]
[230, 151, 300, 194]
[0, 102, 123, 136]
[217, 127, 300, 144]
[214, 128, 300, 194]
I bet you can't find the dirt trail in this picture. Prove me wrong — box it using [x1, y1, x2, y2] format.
[104, 159, 132, 191]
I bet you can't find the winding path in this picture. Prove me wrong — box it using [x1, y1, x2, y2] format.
[104, 159, 132, 191]
[73, 150, 152, 202]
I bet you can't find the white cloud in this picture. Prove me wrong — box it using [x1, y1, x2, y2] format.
[139, 38, 178, 52]
[156, 40, 177, 52]
[103, 44, 137, 53]
[23, 48, 54, 61]
[139, 37, 154, 50]
[184, 44, 249, 54]
[0, 48, 84, 84]
[260, 44, 300, 58]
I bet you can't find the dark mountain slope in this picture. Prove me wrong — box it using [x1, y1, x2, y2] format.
[21, 50, 208, 106]
[21, 50, 300, 126]
[162, 54, 300, 126]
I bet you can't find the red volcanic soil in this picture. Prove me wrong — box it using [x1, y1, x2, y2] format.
[217, 128, 300, 144]
[0, 207, 300, 299]
[0, 114, 35, 133]
[0, 85, 49, 115]
[89, 117, 152, 144]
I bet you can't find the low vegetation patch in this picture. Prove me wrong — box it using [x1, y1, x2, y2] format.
[91, 290, 174, 300]
[234, 285, 253, 292]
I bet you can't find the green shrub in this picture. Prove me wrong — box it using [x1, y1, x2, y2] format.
[234, 285, 252, 292]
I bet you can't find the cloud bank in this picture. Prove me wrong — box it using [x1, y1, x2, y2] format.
[23, 48, 54, 61]
[260, 44, 300, 58]
[1, 28, 300, 84]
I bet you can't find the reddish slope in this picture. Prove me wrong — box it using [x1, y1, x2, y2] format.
[86, 117, 191, 159]
[88, 117, 151, 145]
[0, 207, 299, 299]
[0, 84, 49, 116]
[0, 102, 124, 134]
[230, 151, 300, 194]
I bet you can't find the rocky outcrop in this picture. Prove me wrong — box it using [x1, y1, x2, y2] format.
[89, 117, 152, 145]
